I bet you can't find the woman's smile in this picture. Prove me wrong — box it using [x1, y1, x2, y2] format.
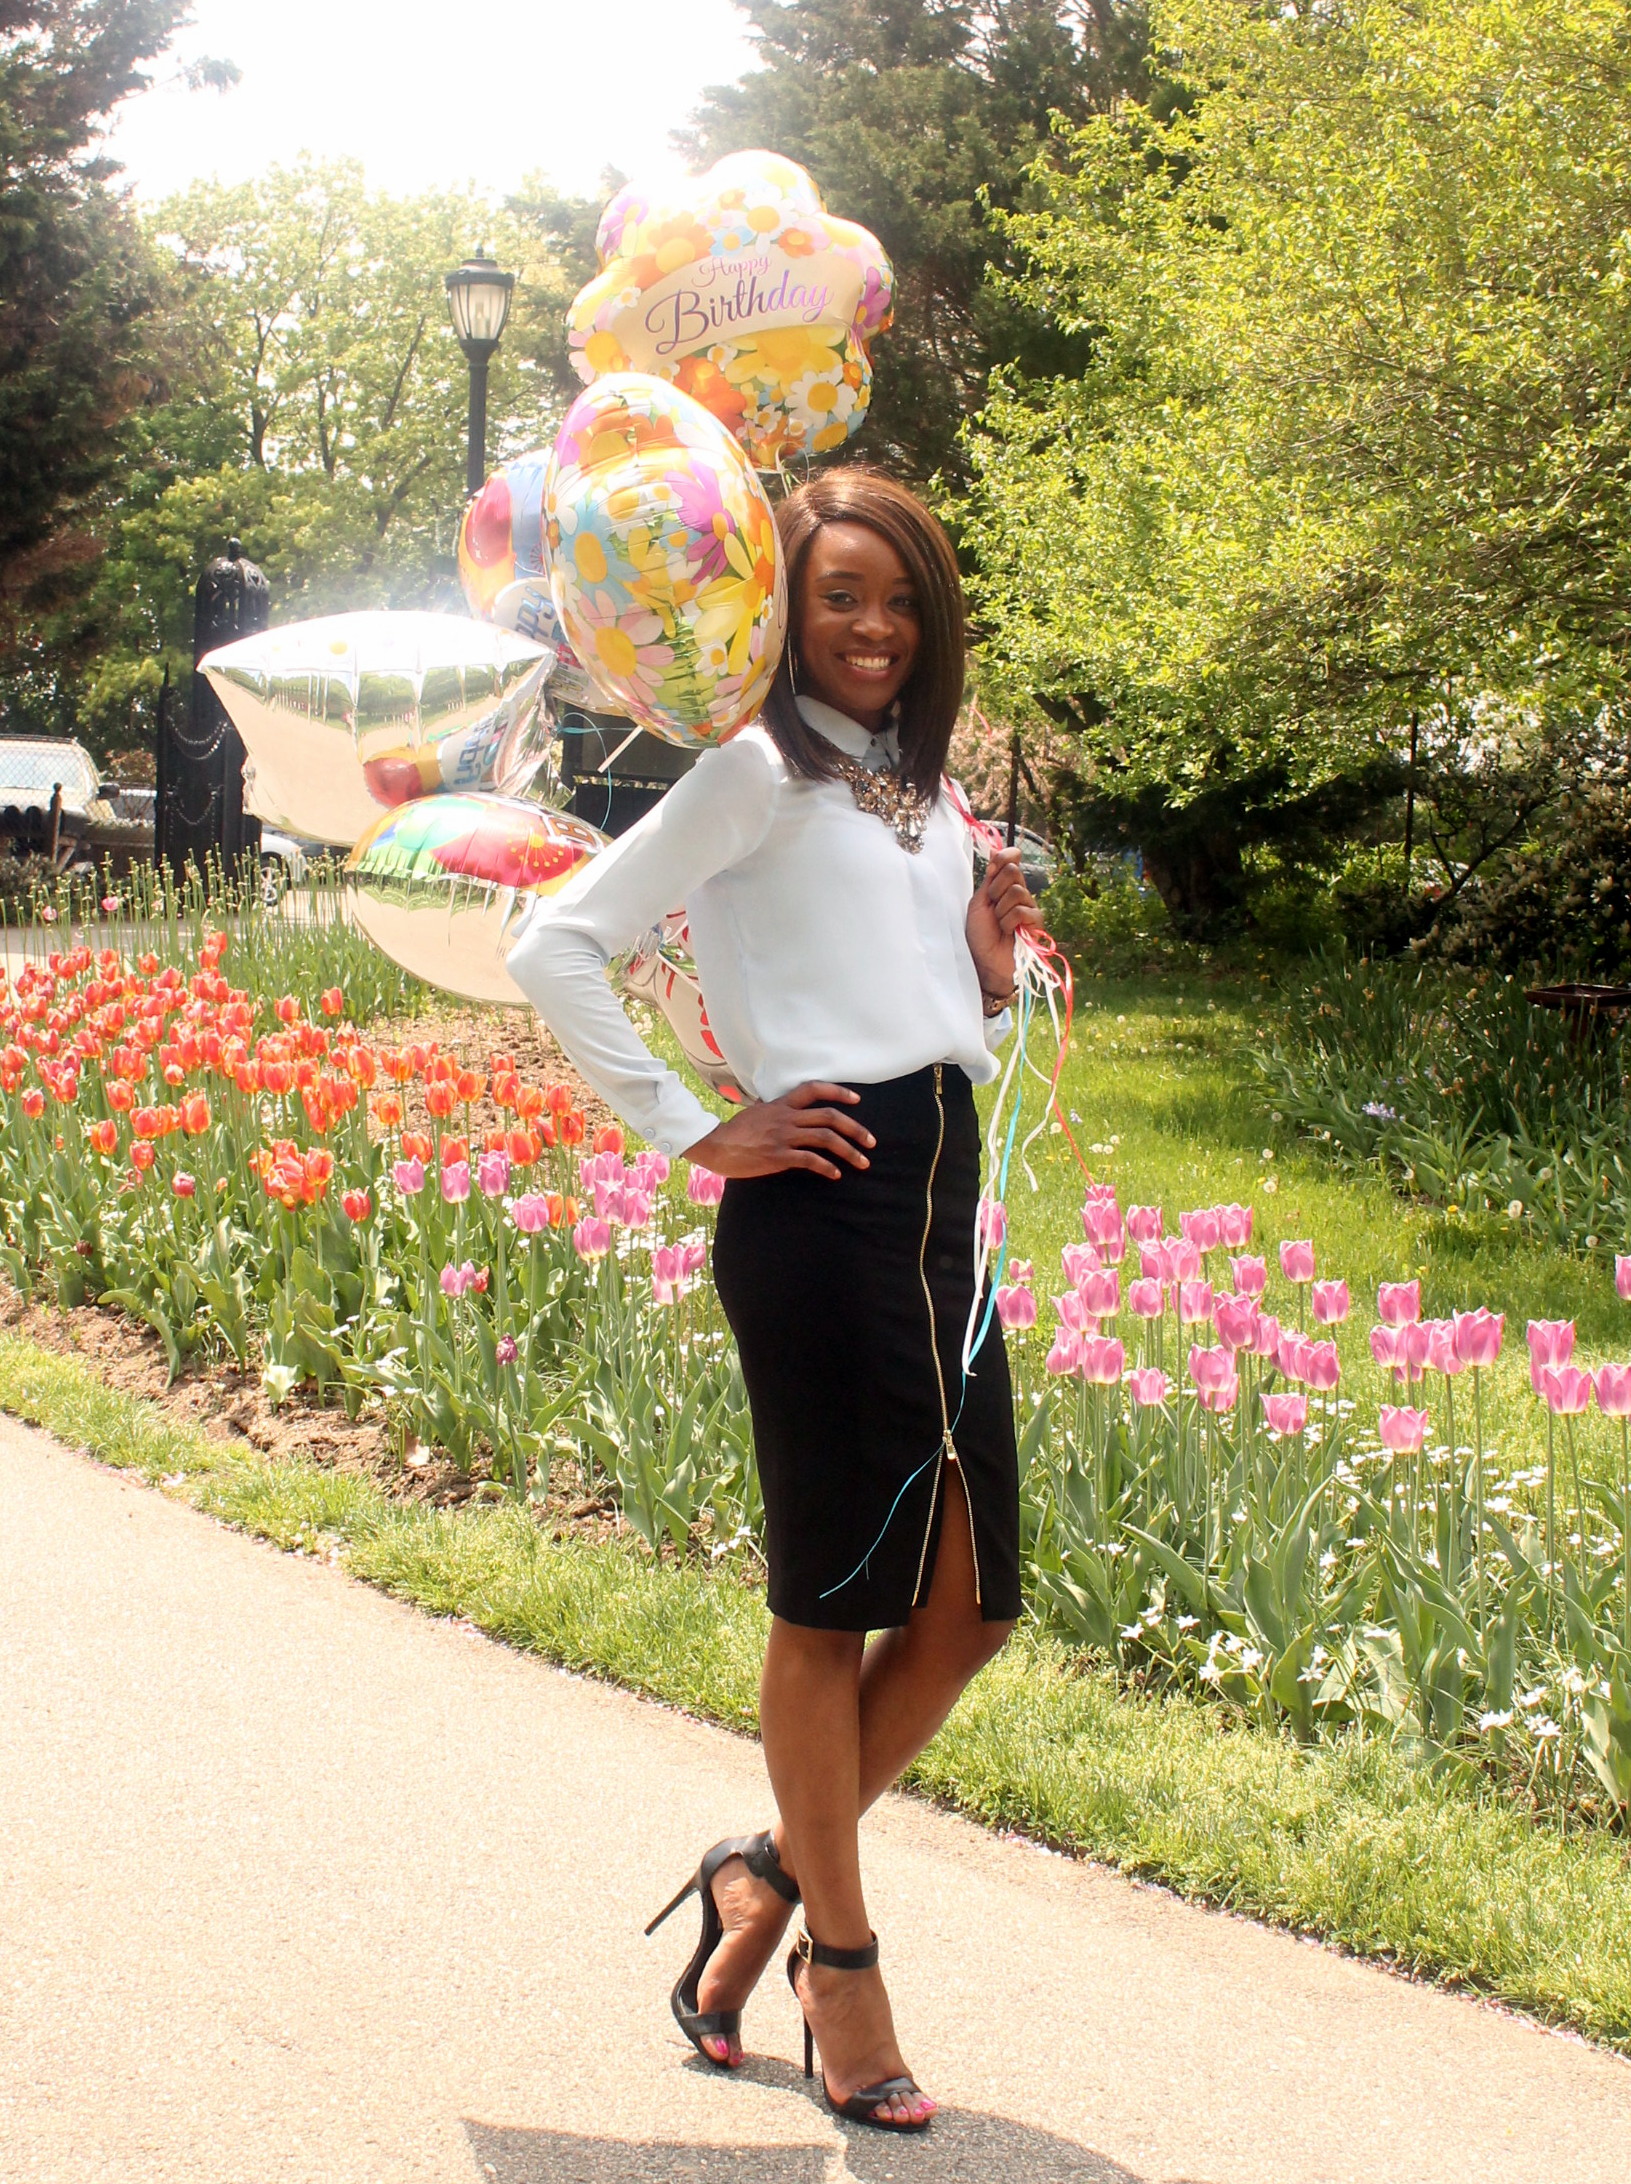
[797, 520, 922, 731]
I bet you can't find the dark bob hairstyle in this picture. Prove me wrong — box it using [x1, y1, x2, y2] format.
[761, 468, 966, 800]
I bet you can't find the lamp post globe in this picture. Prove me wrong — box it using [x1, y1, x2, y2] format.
[445, 246, 515, 496]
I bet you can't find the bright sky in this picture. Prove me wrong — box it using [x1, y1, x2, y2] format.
[106, 0, 759, 207]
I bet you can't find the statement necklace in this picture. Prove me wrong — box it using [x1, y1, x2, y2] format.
[813, 733, 934, 854]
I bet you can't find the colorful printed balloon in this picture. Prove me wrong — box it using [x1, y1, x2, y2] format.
[346, 793, 607, 1006]
[617, 909, 745, 1104]
[200, 612, 549, 846]
[545, 374, 784, 748]
[456, 450, 550, 619]
[568, 150, 893, 469]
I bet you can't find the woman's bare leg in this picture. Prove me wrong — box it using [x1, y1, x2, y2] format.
[697, 1471, 1010, 2114]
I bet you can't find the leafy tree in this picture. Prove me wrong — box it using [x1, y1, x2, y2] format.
[963, 0, 1631, 938]
[11, 161, 580, 757]
[0, 2, 189, 594]
[684, 0, 1148, 483]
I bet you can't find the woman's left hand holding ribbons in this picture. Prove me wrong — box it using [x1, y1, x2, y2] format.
[966, 845, 1042, 1006]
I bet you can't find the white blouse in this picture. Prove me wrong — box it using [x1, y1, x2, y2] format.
[506, 697, 1011, 1156]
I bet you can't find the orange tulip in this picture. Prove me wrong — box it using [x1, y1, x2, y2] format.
[319, 987, 344, 1017]
[545, 1082, 573, 1116]
[87, 1119, 118, 1156]
[20, 1088, 43, 1119]
[275, 995, 300, 1025]
[558, 1109, 586, 1146]
[130, 1141, 157, 1172]
[440, 1134, 469, 1168]
[370, 1092, 404, 1129]
[180, 1093, 211, 1135]
[425, 1080, 457, 1119]
[401, 1130, 433, 1163]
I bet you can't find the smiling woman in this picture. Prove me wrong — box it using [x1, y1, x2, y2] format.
[507, 469, 1043, 2131]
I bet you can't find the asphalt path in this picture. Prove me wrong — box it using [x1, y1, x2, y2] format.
[1, 1413, 1627, 2184]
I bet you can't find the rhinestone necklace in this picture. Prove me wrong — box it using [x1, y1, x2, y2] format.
[812, 733, 934, 854]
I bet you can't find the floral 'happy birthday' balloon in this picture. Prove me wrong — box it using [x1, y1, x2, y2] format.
[567, 150, 893, 470]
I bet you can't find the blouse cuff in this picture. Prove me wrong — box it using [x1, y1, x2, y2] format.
[982, 1006, 1014, 1053]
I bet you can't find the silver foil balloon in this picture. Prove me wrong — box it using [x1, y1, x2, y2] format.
[617, 909, 747, 1103]
[199, 611, 550, 846]
[346, 792, 608, 1007]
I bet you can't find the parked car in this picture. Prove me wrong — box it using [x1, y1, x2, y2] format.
[0, 736, 154, 872]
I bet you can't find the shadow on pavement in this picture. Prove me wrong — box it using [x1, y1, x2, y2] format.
[466, 2059, 1144, 2181]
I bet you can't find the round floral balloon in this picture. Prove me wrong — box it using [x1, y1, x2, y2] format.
[545, 373, 785, 748]
[567, 150, 893, 469]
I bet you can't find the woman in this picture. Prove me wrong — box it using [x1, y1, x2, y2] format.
[508, 468, 1037, 2132]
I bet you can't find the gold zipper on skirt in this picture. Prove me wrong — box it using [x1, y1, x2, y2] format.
[911, 1063, 982, 1608]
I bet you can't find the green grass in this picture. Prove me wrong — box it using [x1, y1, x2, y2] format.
[6, 1328, 1631, 2053]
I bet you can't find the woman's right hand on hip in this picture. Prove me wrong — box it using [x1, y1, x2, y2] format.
[686, 1082, 875, 1180]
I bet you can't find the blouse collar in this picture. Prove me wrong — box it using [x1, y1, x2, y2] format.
[795, 694, 900, 775]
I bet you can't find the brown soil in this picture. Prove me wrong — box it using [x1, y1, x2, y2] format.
[0, 1277, 627, 1546]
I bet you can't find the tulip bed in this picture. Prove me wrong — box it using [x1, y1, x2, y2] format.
[1, 894, 1628, 1828]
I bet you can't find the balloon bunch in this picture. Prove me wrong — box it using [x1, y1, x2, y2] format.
[199, 152, 896, 1097]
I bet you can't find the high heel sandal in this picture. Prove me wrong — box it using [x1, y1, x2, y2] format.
[645, 1830, 800, 2067]
[786, 1929, 934, 2131]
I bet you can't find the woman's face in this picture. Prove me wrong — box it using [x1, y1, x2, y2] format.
[794, 520, 921, 731]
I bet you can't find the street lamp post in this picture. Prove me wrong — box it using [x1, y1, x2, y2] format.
[444, 246, 515, 496]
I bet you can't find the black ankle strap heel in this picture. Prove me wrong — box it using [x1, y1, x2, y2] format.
[786, 1930, 933, 2131]
[645, 1830, 799, 2068]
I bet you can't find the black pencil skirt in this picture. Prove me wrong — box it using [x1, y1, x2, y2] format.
[712, 1063, 1022, 1633]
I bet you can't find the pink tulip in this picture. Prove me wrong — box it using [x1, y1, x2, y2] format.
[572, 1215, 612, 1260]
[495, 1335, 518, 1365]
[1180, 1208, 1221, 1253]
[1526, 1319, 1576, 1370]
[1126, 1204, 1163, 1244]
[1197, 1374, 1239, 1413]
[1217, 1203, 1254, 1248]
[392, 1156, 426, 1196]
[1424, 1319, 1464, 1377]
[1452, 1307, 1504, 1368]
[978, 1196, 1007, 1249]
[1261, 1391, 1308, 1437]
[1594, 1363, 1631, 1417]
[1280, 1240, 1316, 1285]
[996, 1284, 1038, 1331]
[1079, 1335, 1125, 1385]
[651, 1242, 696, 1306]
[1371, 1321, 1428, 1382]
[1007, 1259, 1034, 1287]
[1231, 1255, 1267, 1297]
[687, 1165, 726, 1206]
[1054, 1291, 1098, 1333]
[1278, 1331, 1310, 1382]
[1377, 1281, 1421, 1326]
[1045, 1331, 1083, 1377]
[1128, 1277, 1164, 1319]
[1617, 1254, 1631, 1302]
[440, 1259, 480, 1298]
[630, 1150, 671, 1190]
[578, 1150, 626, 1190]
[681, 1239, 707, 1277]
[595, 1182, 654, 1227]
[509, 1192, 555, 1235]
[1084, 1181, 1120, 1208]
[1177, 1279, 1214, 1326]
[1309, 1279, 1349, 1325]
[1080, 1270, 1121, 1318]
[1188, 1343, 1234, 1393]
[172, 1172, 196, 1198]
[1157, 1236, 1201, 1284]
[1082, 1197, 1124, 1250]
[1214, 1293, 1259, 1351]
[1128, 1367, 1169, 1407]
[1248, 1311, 1281, 1359]
[1139, 1246, 1160, 1282]
[1304, 1340, 1341, 1391]
[1378, 1405, 1430, 1453]
[440, 1160, 471, 1204]
[476, 1150, 510, 1197]
[1539, 1364, 1592, 1416]
[1062, 1242, 1102, 1288]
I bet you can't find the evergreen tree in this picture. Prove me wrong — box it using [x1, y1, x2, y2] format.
[683, 1, 1147, 483]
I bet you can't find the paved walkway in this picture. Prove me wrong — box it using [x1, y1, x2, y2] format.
[1, 1415, 1627, 2184]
